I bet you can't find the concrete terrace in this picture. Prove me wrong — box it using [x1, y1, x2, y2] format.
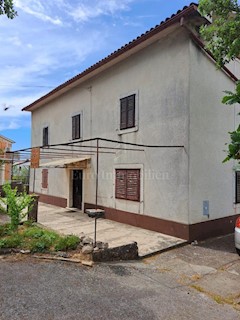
[38, 203, 186, 257]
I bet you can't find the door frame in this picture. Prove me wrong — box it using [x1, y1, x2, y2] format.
[68, 169, 85, 211]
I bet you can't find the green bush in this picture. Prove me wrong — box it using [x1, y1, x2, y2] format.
[0, 183, 34, 230]
[0, 224, 13, 237]
[0, 234, 22, 248]
[54, 235, 80, 251]
[29, 238, 52, 253]
[22, 227, 45, 238]
[0, 223, 80, 253]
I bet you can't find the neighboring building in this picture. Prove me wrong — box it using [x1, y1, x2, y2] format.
[0, 135, 15, 185]
[23, 3, 240, 241]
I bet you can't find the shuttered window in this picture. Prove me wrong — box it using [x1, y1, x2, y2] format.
[42, 169, 48, 189]
[236, 172, 240, 203]
[43, 127, 49, 146]
[72, 114, 81, 140]
[115, 169, 140, 202]
[120, 95, 135, 130]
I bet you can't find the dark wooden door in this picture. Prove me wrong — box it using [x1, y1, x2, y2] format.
[72, 170, 82, 210]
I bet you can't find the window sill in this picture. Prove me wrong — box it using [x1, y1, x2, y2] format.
[69, 137, 83, 142]
[117, 126, 138, 135]
[116, 198, 140, 203]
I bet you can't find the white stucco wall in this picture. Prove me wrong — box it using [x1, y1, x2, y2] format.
[30, 28, 191, 224]
[189, 41, 238, 224]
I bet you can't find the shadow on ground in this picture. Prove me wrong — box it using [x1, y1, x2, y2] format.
[197, 233, 236, 254]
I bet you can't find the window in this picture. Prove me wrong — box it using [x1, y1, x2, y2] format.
[115, 169, 140, 202]
[236, 172, 240, 203]
[42, 169, 48, 189]
[72, 114, 81, 140]
[43, 127, 49, 146]
[120, 94, 135, 130]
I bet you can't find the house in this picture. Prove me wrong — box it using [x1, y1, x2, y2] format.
[0, 134, 15, 186]
[22, 3, 240, 241]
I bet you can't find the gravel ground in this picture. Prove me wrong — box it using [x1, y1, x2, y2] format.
[0, 253, 239, 320]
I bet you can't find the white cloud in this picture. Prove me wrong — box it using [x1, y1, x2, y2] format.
[14, 0, 63, 25]
[69, 0, 133, 22]
[0, 0, 138, 135]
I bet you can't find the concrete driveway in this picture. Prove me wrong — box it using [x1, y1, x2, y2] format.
[38, 203, 186, 257]
[1, 235, 240, 320]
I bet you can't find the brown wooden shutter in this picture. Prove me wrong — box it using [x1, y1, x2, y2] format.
[42, 169, 48, 188]
[120, 98, 127, 130]
[72, 116, 76, 140]
[236, 172, 240, 203]
[127, 95, 135, 128]
[115, 169, 127, 199]
[72, 115, 81, 140]
[43, 127, 48, 146]
[76, 114, 80, 139]
[126, 169, 140, 201]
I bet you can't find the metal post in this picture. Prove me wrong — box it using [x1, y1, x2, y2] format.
[94, 217, 97, 247]
[10, 152, 14, 183]
[33, 168, 36, 193]
[95, 138, 99, 209]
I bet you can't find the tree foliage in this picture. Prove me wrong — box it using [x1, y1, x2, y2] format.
[0, 184, 34, 230]
[222, 82, 240, 162]
[199, 0, 240, 67]
[0, 0, 17, 19]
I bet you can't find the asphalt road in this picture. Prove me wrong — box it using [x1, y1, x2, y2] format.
[0, 235, 240, 320]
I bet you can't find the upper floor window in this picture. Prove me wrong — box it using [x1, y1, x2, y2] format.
[72, 114, 81, 140]
[120, 94, 135, 130]
[43, 127, 49, 146]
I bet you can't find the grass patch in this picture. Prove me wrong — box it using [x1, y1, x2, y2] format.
[54, 235, 80, 251]
[0, 234, 22, 248]
[0, 223, 80, 253]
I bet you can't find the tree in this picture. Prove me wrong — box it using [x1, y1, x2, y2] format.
[222, 81, 240, 162]
[0, 0, 17, 19]
[199, 0, 240, 67]
[0, 184, 33, 230]
[199, 0, 240, 163]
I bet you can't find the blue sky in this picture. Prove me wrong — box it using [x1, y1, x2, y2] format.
[0, 0, 193, 150]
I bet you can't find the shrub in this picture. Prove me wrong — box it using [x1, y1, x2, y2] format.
[0, 184, 34, 230]
[54, 235, 80, 251]
[0, 234, 22, 248]
[22, 227, 45, 238]
[29, 238, 52, 253]
[0, 224, 13, 237]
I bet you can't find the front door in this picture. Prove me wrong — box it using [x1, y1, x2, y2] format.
[72, 170, 83, 210]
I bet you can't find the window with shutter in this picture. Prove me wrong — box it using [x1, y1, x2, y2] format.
[120, 94, 135, 130]
[43, 127, 49, 146]
[236, 172, 240, 203]
[72, 114, 81, 140]
[115, 169, 140, 202]
[42, 169, 48, 189]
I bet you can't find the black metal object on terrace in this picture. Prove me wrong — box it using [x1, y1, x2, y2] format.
[86, 209, 105, 247]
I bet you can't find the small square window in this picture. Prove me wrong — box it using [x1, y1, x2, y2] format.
[72, 114, 81, 140]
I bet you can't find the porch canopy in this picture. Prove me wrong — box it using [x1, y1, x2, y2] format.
[39, 157, 90, 169]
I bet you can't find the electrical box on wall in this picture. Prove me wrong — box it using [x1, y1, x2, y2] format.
[203, 200, 209, 217]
